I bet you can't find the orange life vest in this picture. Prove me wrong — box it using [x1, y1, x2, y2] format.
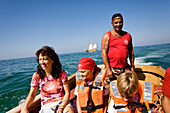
[110, 80, 155, 113]
[76, 69, 106, 113]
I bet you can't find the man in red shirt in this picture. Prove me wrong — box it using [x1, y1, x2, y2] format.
[101, 13, 135, 81]
[162, 67, 170, 112]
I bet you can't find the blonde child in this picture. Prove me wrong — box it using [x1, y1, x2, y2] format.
[108, 71, 156, 113]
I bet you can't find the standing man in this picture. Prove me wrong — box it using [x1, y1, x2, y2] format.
[101, 13, 135, 81]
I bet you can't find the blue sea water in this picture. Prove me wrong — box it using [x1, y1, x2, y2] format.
[0, 43, 170, 112]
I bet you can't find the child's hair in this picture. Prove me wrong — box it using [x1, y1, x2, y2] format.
[117, 71, 139, 96]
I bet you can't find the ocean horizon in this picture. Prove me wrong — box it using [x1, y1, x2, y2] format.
[1, 43, 170, 61]
[0, 43, 170, 112]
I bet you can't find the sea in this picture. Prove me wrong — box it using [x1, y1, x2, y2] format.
[0, 43, 170, 113]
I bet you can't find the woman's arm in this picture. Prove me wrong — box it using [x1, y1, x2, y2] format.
[58, 83, 70, 113]
[21, 86, 38, 113]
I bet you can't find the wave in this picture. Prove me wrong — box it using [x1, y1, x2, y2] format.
[134, 57, 155, 65]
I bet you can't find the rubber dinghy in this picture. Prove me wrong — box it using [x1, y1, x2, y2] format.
[7, 64, 165, 113]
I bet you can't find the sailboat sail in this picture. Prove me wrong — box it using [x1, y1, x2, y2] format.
[93, 43, 97, 49]
[86, 43, 97, 52]
[88, 44, 93, 50]
[88, 43, 97, 50]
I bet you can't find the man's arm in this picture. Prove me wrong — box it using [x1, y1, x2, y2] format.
[162, 94, 170, 112]
[101, 32, 113, 77]
[128, 34, 135, 72]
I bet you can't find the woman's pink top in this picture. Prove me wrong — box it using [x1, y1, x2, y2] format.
[31, 69, 68, 105]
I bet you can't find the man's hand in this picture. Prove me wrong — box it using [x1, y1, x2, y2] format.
[131, 66, 137, 76]
[106, 69, 113, 78]
[104, 69, 114, 84]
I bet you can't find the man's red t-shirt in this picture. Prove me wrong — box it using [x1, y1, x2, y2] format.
[108, 31, 130, 68]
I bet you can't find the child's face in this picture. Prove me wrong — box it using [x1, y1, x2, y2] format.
[78, 69, 94, 81]
[120, 92, 137, 102]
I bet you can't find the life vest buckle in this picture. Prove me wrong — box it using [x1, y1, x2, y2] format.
[87, 104, 93, 111]
[95, 81, 102, 87]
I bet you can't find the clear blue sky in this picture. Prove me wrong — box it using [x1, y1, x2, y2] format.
[0, 0, 170, 60]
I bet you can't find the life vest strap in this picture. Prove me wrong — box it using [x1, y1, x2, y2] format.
[127, 102, 157, 113]
[81, 104, 104, 111]
[114, 102, 157, 113]
[113, 104, 126, 109]
[85, 82, 103, 113]
[127, 102, 147, 113]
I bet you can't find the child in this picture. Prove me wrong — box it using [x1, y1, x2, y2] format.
[74, 57, 109, 113]
[108, 71, 156, 113]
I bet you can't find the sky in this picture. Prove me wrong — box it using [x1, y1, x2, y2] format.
[0, 0, 170, 60]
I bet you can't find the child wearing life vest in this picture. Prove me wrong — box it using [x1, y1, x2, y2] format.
[74, 57, 109, 113]
[108, 71, 157, 113]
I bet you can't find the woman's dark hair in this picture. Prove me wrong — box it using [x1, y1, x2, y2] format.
[36, 46, 62, 79]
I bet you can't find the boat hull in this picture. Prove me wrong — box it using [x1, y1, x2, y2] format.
[7, 64, 165, 113]
[86, 48, 97, 52]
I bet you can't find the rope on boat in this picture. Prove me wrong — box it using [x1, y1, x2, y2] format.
[154, 90, 163, 113]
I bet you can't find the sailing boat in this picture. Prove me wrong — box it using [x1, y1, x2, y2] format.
[86, 43, 97, 52]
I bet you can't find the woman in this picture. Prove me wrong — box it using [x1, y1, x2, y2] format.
[21, 46, 74, 113]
